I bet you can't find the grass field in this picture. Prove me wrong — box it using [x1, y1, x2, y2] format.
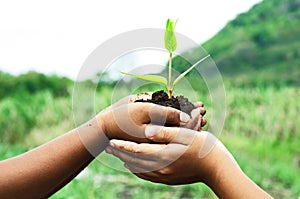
[0, 83, 299, 198]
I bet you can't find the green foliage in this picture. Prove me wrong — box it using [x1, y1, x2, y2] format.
[0, 71, 71, 100]
[172, 0, 300, 86]
[122, 19, 210, 98]
[121, 72, 167, 85]
[164, 18, 177, 54]
[0, 70, 72, 143]
[222, 86, 300, 141]
[0, 144, 28, 160]
[0, 91, 72, 144]
[96, 71, 118, 86]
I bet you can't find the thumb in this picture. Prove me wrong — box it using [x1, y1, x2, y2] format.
[145, 125, 196, 145]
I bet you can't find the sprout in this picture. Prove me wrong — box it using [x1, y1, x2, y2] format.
[122, 18, 210, 98]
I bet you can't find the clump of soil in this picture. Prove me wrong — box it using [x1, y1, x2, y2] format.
[135, 90, 195, 115]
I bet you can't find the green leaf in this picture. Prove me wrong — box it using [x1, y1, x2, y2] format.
[121, 72, 167, 85]
[164, 18, 177, 53]
[173, 55, 210, 86]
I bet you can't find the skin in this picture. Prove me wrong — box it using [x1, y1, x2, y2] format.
[0, 94, 205, 199]
[107, 126, 273, 199]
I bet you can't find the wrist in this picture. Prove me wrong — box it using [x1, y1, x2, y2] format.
[95, 111, 110, 138]
[74, 115, 109, 157]
[200, 142, 225, 187]
[204, 141, 245, 198]
[192, 133, 226, 186]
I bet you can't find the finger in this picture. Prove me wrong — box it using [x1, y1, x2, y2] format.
[109, 140, 188, 171]
[193, 107, 206, 129]
[106, 145, 150, 165]
[193, 102, 206, 116]
[134, 172, 174, 185]
[109, 139, 165, 154]
[144, 104, 191, 126]
[190, 106, 206, 117]
[191, 107, 200, 118]
[182, 109, 201, 130]
[183, 118, 200, 131]
[201, 118, 207, 127]
[194, 102, 204, 107]
[106, 144, 168, 172]
[133, 172, 161, 182]
[195, 116, 202, 131]
[126, 162, 149, 173]
[125, 143, 187, 174]
[110, 139, 186, 157]
[123, 145, 185, 174]
[199, 107, 206, 116]
[135, 171, 158, 179]
[106, 146, 156, 171]
[124, 162, 158, 173]
[144, 125, 197, 145]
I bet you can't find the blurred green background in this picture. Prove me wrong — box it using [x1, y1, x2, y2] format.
[1, 0, 300, 198]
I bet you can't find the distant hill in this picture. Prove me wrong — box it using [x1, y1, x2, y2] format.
[174, 0, 300, 87]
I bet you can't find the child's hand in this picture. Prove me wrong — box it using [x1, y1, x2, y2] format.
[96, 93, 207, 142]
[106, 126, 226, 185]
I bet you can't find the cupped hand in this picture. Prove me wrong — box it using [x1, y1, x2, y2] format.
[96, 92, 191, 142]
[96, 93, 207, 142]
[105, 125, 229, 185]
[98, 102, 190, 142]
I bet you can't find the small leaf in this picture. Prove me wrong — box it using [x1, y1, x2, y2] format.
[173, 55, 210, 86]
[164, 18, 177, 53]
[121, 72, 167, 85]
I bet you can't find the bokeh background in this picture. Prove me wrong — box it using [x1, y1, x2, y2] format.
[0, 0, 299, 198]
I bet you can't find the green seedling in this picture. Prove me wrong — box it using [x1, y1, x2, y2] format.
[122, 18, 210, 98]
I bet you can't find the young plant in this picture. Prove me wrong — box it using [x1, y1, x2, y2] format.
[122, 18, 210, 98]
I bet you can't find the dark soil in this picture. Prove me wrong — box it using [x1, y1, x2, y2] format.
[135, 90, 195, 115]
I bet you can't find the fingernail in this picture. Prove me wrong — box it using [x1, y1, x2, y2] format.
[105, 147, 113, 154]
[180, 112, 190, 123]
[194, 102, 204, 107]
[145, 125, 158, 138]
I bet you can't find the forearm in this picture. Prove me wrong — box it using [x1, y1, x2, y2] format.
[206, 146, 273, 199]
[215, 169, 272, 199]
[0, 119, 107, 199]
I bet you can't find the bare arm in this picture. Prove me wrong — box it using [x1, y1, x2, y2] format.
[0, 95, 198, 199]
[107, 126, 273, 199]
[0, 121, 104, 198]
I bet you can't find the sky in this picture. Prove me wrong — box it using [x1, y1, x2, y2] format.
[0, 0, 262, 80]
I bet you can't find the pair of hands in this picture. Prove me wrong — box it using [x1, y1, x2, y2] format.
[106, 126, 225, 186]
[85, 94, 272, 198]
[96, 93, 222, 185]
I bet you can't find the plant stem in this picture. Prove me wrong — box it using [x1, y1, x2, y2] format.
[168, 53, 173, 98]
